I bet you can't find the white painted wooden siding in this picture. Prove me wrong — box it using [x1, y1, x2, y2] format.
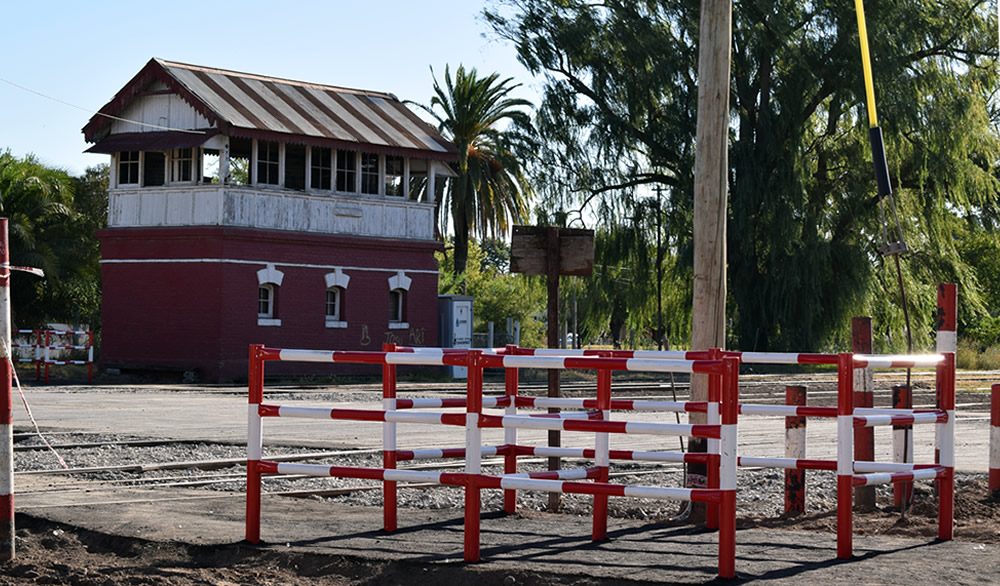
[111, 90, 212, 135]
[107, 187, 435, 241]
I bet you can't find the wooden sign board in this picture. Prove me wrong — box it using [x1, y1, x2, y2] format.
[510, 225, 594, 277]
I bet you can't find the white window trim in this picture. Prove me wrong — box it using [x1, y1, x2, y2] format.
[256, 264, 284, 326]
[325, 319, 348, 329]
[258, 318, 282, 327]
[387, 270, 411, 292]
[388, 321, 409, 330]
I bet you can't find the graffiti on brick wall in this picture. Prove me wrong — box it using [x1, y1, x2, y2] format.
[358, 324, 425, 348]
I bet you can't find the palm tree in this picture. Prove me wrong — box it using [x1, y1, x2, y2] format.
[417, 65, 533, 276]
[0, 150, 75, 327]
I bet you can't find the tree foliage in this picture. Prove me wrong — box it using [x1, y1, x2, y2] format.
[415, 65, 535, 277]
[487, 0, 1000, 352]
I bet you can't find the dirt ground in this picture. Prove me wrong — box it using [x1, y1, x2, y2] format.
[2, 476, 997, 585]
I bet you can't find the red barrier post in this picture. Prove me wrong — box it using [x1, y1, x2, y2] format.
[464, 350, 483, 562]
[245, 344, 264, 544]
[705, 347, 721, 530]
[382, 343, 398, 533]
[592, 364, 612, 541]
[936, 284, 957, 476]
[938, 352, 955, 541]
[0, 218, 14, 561]
[503, 345, 519, 514]
[991, 384, 1000, 494]
[892, 384, 913, 509]
[851, 317, 875, 510]
[718, 356, 739, 579]
[837, 352, 854, 559]
[784, 385, 807, 514]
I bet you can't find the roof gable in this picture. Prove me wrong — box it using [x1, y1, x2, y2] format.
[83, 58, 457, 161]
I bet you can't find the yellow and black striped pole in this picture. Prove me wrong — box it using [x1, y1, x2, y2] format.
[855, 0, 893, 200]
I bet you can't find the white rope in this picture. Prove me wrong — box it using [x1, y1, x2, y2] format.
[3, 340, 67, 469]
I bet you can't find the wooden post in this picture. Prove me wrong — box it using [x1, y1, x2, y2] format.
[546, 227, 562, 511]
[852, 317, 875, 509]
[785, 386, 807, 514]
[690, 0, 732, 503]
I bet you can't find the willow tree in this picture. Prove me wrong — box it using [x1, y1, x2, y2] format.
[488, 0, 999, 351]
[416, 65, 534, 276]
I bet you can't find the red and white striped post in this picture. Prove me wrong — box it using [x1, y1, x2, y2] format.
[836, 352, 855, 559]
[892, 384, 914, 509]
[245, 344, 264, 544]
[382, 343, 398, 532]
[503, 346, 519, 514]
[705, 347, 721, 530]
[464, 350, 484, 562]
[937, 352, 955, 541]
[592, 364, 612, 541]
[852, 317, 875, 509]
[0, 218, 13, 561]
[718, 355, 739, 579]
[784, 385, 807, 514]
[936, 283, 957, 492]
[990, 384, 1000, 494]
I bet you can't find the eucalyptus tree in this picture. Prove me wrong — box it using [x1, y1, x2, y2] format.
[487, 0, 999, 351]
[416, 65, 535, 276]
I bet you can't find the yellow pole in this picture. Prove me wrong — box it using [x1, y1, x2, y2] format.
[854, 0, 879, 128]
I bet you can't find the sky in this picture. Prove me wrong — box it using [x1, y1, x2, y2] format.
[0, 1, 539, 176]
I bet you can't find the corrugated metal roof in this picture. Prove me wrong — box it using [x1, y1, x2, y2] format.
[83, 58, 457, 162]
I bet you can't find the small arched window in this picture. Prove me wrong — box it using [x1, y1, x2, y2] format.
[324, 269, 350, 328]
[258, 284, 274, 318]
[388, 289, 405, 324]
[326, 287, 344, 321]
[256, 264, 284, 327]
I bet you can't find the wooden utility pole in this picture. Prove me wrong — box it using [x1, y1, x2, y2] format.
[689, 0, 732, 495]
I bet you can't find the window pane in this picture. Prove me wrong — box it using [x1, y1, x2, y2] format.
[258, 286, 271, 317]
[389, 289, 402, 322]
[385, 156, 403, 196]
[143, 152, 166, 186]
[285, 144, 306, 190]
[258, 141, 279, 185]
[311, 147, 332, 190]
[326, 288, 340, 319]
[119, 151, 139, 184]
[173, 148, 193, 182]
[361, 153, 379, 195]
[336, 150, 356, 192]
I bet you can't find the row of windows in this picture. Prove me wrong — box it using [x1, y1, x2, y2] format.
[117, 139, 412, 198]
[257, 285, 406, 326]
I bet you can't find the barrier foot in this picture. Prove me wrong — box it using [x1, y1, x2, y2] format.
[464, 484, 481, 562]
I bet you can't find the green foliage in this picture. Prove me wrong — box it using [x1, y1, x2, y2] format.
[438, 240, 545, 347]
[0, 152, 106, 330]
[413, 65, 535, 275]
[488, 0, 1000, 353]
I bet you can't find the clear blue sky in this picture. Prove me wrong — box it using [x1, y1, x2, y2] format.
[0, 1, 537, 176]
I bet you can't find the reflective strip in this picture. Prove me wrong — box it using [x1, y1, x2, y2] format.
[383, 399, 396, 451]
[466, 412, 481, 473]
[624, 421, 701, 436]
[247, 404, 262, 461]
[990, 426, 1000, 469]
[623, 486, 693, 501]
[739, 352, 801, 364]
[384, 469, 443, 483]
[278, 406, 338, 419]
[940, 410, 955, 468]
[525, 398, 588, 409]
[720, 424, 737, 490]
[278, 349, 334, 362]
[596, 409, 610, 467]
[838, 415, 853, 475]
[741, 404, 801, 416]
[936, 330, 957, 354]
[499, 477, 565, 492]
[526, 447, 588, 458]
[385, 353, 444, 366]
[629, 451, 687, 463]
[385, 412, 445, 424]
[406, 448, 443, 460]
[629, 400, 689, 412]
[739, 456, 800, 469]
[624, 358, 695, 373]
[1, 423, 12, 497]
[275, 462, 338, 476]
[502, 355, 566, 369]
[854, 354, 943, 368]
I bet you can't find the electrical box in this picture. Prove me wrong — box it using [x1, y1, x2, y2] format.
[438, 295, 474, 378]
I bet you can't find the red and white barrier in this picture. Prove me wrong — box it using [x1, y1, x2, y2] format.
[1, 219, 13, 561]
[991, 384, 999, 493]
[246, 344, 740, 578]
[10, 329, 94, 384]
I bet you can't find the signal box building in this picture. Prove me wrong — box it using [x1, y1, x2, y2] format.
[83, 58, 457, 381]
